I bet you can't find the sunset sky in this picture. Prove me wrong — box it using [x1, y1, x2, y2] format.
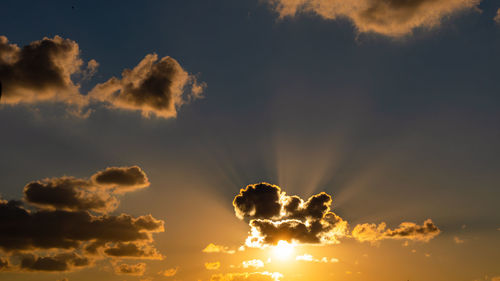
[1, 0, 500, 281]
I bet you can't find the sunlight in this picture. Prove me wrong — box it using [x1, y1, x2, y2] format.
[272, 240, 295, 261]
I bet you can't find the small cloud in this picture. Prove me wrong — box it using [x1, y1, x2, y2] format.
[242, 259, 264, 269]
[352, 219, 440, 243]
[491, 276, 500, 281]
[295, 254, 338, 263]
[202, 243, 235, 254]
[114, 263, 146, 276]
[453, 236, 465, 244]
[209, 271, 283, 281]
[494, 9, 500, 24]
[159, 266, 178, 277]
[425, 253, 431, 258]
[205, 261, 221, 270]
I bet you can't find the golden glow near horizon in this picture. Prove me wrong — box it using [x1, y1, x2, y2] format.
[271, 240, 295, 261]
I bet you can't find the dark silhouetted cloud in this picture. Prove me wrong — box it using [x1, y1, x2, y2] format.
[233, 183, 348, 247]
[0, 35, 87, 107]
[88, 53, 205, 118]
[114, 262, 146, 276]
[24, 177, 118, 213]
[18, 252, 90, 272]
[0, 35, 205, 119]
[265, 0, 480, 37]
[103, 242, 163, 259]
[233, 183, 439, 247]
[91, 166, 150, 193]
[0, 166, 164, 274]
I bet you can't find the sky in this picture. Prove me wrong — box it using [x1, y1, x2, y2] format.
[0, 0, 499, 281]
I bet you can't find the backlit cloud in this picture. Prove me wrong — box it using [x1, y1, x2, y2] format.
[351, 219, 440, 243]
[205, 261, 221, 270]
[159, 266, 178, 277]
[242, 259, 265, 269]
[233, 183, 348, 247]
[114, 262, 146, 276]
[295, 254, 338, 263]
[0, 35, 87, 107]
[88, 53, 205, 118]
[494, 9, 500, 24]
[233, 183, 440, 247]
[0, 35, 205, 119]
[203, 243, 236, 254]
[17, 252, 90, 272]
[210, 271, 283, 281]
[0, 166, 164, 274]
[91, 166, 150, 193]
[265, 0, 480, 37]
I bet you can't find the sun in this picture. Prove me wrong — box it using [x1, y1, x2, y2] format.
[272, 240, 295, 261]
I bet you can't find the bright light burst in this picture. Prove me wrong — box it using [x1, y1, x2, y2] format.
[272, 240, 295, 261]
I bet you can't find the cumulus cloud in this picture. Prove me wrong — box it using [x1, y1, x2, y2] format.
[114, 262, 146, 276]
[24, 177, 118, 213]
[0, 166, 164, 274]
[159, 266, 178, 277]
[203, 243, 236, 254]
[103, 242, 163, 259]
[0, 35, 87, 107]
[91, 166, 150, 193]
[351, 219, 440, 243]
[233, 183, 440, 248]
[265, 0, 480, 37]
[88, 53, 205, 118]
[205, 261, 221, 270]
[23, 166, 149, 214]
[0, 35, 205, 119]
[210, 271, 283, 281]
[233, 183, 348, 247]
[16, 252, 90, 272]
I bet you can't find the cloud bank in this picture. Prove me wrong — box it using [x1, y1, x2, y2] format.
[0, 166, 164, 273]
[265, 0, 480, 37]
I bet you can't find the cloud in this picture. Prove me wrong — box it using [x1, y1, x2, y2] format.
[351, 219, 440, 243]
[233, 183, 439, 248]
[210, 272, 283, 281]
[114, 262, 146, 276]
[88, 53, 205, 118]
[492, 277, 500, 281]
[103, 242, 163, 259]
[0, 257, 9, 271]
[159, 266, 178, 277]
[233, 183, 348, 247]
[24, 177, 118, 213]
[202, 243, 236, 254]
[205, 261, 221, 270]
[295, 254, 338, 263]
[23, 166, 150, 214]
[91, 166, 150, 193]
[0, 166, 164, 274]
[265, 0, 480, 37]
[0, 35, 205, 119]
[494, 9, 500, 24]
[0, 35, 87, 107]
[453, 236, 464, 244]
[17, 252, 90, 272]
[242, 259, 264, 269]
